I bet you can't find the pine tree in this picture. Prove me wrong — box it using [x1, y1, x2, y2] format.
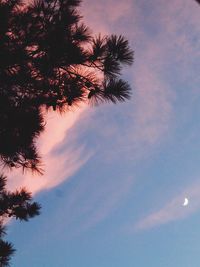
[0, 0, 134, 173]
[0, 174, 40, 267]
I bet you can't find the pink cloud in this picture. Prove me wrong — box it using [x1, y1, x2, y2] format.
[132, 66, 173, 145]
[121, 0, 200, 232]
[5, 0, 134, 196]
[134, 180, 200, 231]
[116, 0, 200, 158]
[62, 0, 200, 232]
[5, 0, 200, 233]
[49, 174, 135, 238]
[50, 0, 175, 231]
[7, 106, 92, 194]
[81, 0, 134, 34]
[80, 175, 134, 230]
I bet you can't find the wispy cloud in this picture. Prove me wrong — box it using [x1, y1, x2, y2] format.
[122, 0, 200, 232]
[6, 0, 135, 196]
[49, 0, 176, 232]
[50, 173, 135, 238]
[6, 0, 200, 234]
[64, 0, 200, 232]
[79, 175, 134, 230]
[81, 0, 133, 33]
[6, 107, 92, 194]
[134, 180, 200, 231]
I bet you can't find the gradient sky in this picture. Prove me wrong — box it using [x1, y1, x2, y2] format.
[6, 0, 200, 266]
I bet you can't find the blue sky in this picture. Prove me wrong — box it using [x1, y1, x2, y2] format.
[6, 0, 200, 266]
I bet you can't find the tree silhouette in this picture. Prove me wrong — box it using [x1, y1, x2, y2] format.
[0, 0, 134, 173]
[0, 174, 40, 267]
[0, 223, 15, 267]
[0, 1, 133, 265]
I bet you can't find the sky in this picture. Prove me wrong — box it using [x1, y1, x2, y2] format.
[5, 0, 200, 266]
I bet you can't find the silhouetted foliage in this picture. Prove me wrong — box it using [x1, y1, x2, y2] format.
[0, 174, 40, 266]
[0, 238, 15, 267]
[0, 0, 134, 173]
[0, 0, 133, 265]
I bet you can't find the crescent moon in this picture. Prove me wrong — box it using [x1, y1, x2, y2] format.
[183, 198, 189, 206]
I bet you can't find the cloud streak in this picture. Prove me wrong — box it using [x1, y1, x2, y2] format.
[6, 107, 91, 195]
[52, 0, 176, 232]
[70, 0, 200, 231]
[6, 0, 200, 234]
[134, 180, 200, 231]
